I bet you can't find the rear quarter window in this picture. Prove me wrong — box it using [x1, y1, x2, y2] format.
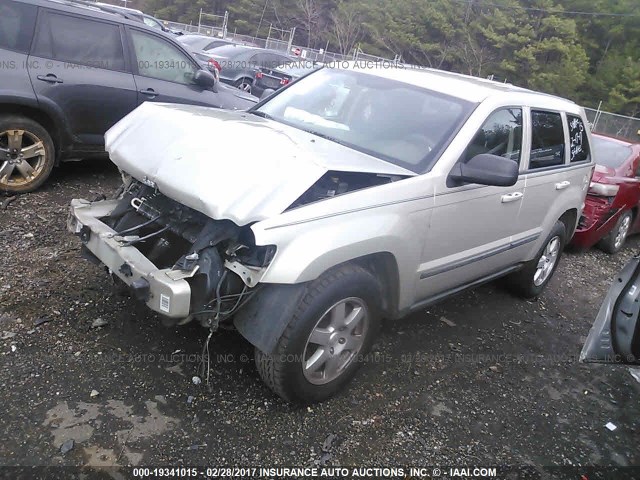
[0, 1, 37, 53]
[568, 115, 590, 163]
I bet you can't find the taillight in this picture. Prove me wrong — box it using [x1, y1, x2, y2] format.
[280, 77, 290, 85]
[208, 59, 221, 72]
[588, 182, 619, 197]
[255, 71, 263, 79]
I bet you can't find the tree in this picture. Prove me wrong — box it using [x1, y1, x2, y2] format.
[608, 57, 640, 117]
[330, 1, 363, 55]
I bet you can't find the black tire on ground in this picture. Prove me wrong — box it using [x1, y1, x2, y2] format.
[0, 115, 55, 194]
[506, 220, 567, 299]
[255, 264, 382, 404]
[598, 210, 633, 254]
[234, 78, 253, 93]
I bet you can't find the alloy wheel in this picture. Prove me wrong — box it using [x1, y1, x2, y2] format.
[0, 129, 47, 189]
[534, 236, 561, 286]
[614, 215, 631, 250]
[302, 297, 369, 385]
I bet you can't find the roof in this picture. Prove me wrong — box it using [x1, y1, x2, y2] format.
[327, 61, 578, 110]
[18, 0, 146, 26]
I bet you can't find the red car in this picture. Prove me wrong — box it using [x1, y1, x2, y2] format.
[571, 134, 640, 253]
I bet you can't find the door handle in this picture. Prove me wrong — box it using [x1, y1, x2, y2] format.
[501, 192, 523, 203]
[555, 181, 571, 190]
[36, 74, 63, 84]
[139, 88, 158, 98]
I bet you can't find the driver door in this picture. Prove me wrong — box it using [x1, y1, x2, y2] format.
[416, 108, 527, 301]
[127, 28, 222, 108]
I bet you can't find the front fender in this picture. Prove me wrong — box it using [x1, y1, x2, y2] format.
[252, 209, 428, 310]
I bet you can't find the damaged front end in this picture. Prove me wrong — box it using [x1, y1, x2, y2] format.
[67, 178, 274, 328]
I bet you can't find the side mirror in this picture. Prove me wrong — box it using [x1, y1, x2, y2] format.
[194, 69, 217, 92]
[260, 88, 275, 100]
[449, 153, 519, 187]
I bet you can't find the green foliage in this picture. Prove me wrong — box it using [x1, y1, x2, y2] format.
[142, 0, 640, 116]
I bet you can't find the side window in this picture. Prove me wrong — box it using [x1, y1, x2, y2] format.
[567, 115, 590, 163]
[32, 12, 125, 71]
[0, 1, 37, 53]
[130, 30, 198, 84]
[463, 108, 523, 164]
[530, 110, 565, 169]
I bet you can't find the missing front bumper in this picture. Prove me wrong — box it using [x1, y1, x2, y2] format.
[67, 199, 192, 318]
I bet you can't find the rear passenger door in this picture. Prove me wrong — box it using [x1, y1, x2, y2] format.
[127, 28, 223, 108]
[517, 110, 590, 243]
[28, 10, 137, 146]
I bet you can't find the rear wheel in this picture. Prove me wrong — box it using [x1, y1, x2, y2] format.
[234, 78, 253, 93]
[0, 115, 55, 194]
[507, 220, 566, 298]
[598, 210, 632, 254]
[255, 264, 381, 404]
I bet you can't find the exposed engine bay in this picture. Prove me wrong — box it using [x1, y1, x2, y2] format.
[86, 170, 399, 329]
[95, 178, 274, 329]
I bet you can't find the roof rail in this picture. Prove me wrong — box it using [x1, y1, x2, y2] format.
[61, 0, 144, 22]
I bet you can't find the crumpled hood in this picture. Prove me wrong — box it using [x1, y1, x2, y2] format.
[105, 102, 415, 226]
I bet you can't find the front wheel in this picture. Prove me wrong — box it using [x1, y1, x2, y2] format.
[598, 210, 632, 254]
[507, 220, 566, 298]
[0, 115, 55, 194]
[255, 264, 381, 404]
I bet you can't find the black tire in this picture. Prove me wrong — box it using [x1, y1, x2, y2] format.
[234, 78, 253, 93]
[507, 220, 567, 299]
[255, 264, 382, 404]
[598, 210, 633, 254]
[0, 115, 55, 194]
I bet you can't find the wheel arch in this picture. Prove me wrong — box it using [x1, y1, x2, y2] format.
[234, 252, 400, 353]
[0, 102, 66, 162]
[350, 252, 400, 318]
[559, 208, 578, 240]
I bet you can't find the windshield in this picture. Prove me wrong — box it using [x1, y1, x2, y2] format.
[592, 136, 633, 168]
[254, 68, 474, 172]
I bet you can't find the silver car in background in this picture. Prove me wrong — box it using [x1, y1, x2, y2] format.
[68, 63, 594, 403]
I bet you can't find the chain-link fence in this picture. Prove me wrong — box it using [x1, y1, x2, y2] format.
[585, 108, 640, 143]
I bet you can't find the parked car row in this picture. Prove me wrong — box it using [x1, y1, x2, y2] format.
[175, 34, 319, 96]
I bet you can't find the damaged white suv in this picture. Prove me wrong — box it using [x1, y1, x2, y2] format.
[68, 64, 594, 403]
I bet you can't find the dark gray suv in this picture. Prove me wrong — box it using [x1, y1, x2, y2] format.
[0, 0, 255, 193]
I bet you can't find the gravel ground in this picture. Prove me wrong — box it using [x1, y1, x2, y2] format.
[0, 159, 639, 470]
